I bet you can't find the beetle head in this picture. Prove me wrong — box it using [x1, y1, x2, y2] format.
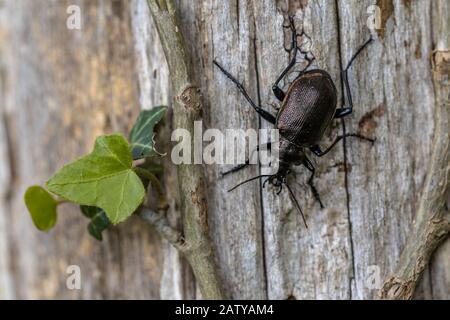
[271, 175, 284, 187]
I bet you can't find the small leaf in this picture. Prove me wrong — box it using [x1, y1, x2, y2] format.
[129, 106, 167, 160]
[80, 205, 111, 241]
[88, 211, 111, 241]
[24, 186, 58, 232]
[80, 205, 99, 219]
[46, 134, 145, 224]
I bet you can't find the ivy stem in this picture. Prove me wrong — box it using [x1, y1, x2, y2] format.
[139, 206, 186, 251]
[133, 167, 168, 209]
[133, 167, 163, 195]
[55, 198, 69, 205]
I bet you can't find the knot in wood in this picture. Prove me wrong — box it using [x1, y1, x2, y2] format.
[177, 85, 202, 111]
[432, 51, 450, 79]
[379, 277, 414, 300]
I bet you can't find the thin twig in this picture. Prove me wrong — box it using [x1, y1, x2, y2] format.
[139, 207, 186, 252]
[146, 0, 227, 299]
[378, 50, 450, 300]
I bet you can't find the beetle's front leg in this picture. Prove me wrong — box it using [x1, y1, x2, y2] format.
[213, 60, 276, 124]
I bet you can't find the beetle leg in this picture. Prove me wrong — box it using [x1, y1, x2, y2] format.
[269, 102, 280, 112]
[333, 107, 352, 119]
[276, 185, 283, 195]
[221, 143, 272, 177]
[263, 177, 270, 188]
[228, 174, 273, 192]
[310, 133, 375, 157]
[221, 162, 250, 177]
[272, 16, 298, 102]
[272, 86, 286, 102]
[213, 60, 276, 124]
[335, 36, 374, 119]
[303, 157, 324, 209]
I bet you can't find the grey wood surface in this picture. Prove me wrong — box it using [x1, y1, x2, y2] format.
[0, 0, 448, 299]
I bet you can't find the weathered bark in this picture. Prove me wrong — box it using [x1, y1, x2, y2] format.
[146, 0, 227, 299]
[0, 0, 449, 299]
[378, 1, 450, 299]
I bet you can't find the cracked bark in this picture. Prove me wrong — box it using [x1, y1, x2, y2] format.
[335, 0, 357, 300]
[256, 0, 352, 299]
[147, 0, 226, 299]
[378, 40, 450, 300]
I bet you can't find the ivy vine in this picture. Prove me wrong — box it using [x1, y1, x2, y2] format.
[24, 106, 167, 241]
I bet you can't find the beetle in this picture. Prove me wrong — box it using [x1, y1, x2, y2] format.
[213, 17, 374, 227]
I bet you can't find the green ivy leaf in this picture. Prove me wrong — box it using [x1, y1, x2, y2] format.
[24, 186, 58, 232]
[80, 205, 111, 241]
[46, 134, 145, 224]
[80, 204, 99, 219]
[129, 106, 167, 160]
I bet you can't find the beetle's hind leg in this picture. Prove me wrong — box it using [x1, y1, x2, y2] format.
[334, 36, 374, 119]
[274, 17, 316, 102]
[213, 60, 276, 124]
[310, 133, 375, 157]
[303, 157, 324, 209]
[272, 16, 298, 102]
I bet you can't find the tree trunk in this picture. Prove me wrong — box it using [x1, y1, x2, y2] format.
[0, 0, 448, 299]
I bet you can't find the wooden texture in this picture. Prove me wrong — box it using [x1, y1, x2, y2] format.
[0, 0, 165, 299]
[0, 0, 448, 299]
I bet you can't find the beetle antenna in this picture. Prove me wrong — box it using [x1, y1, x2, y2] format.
[285, 182, 308, 229]
[228, 175, 272, 192]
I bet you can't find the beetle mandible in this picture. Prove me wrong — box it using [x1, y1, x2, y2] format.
[213, 17, 375, 227]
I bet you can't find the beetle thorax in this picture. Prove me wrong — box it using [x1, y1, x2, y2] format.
[278, 137, 306, 167]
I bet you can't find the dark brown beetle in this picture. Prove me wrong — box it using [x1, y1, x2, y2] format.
[214, 17, 374, 227]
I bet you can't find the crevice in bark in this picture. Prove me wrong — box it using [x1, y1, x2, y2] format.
[251, 8, 269, 300]
[1, 114, 17, 204]
[334, 0, 356, 300]
[235, 0, 240, 32]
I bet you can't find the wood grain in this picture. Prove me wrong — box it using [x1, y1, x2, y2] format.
[0, 0, 164, 299]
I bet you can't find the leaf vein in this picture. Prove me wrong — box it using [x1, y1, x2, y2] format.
[131, 108, 165, 141]
[49, 169, 130, 186]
